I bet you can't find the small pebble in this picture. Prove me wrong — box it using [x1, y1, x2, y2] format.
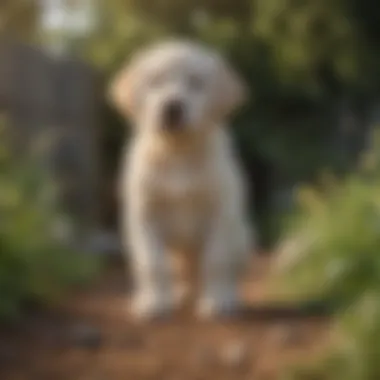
[69, 323, 103, 349]
[219, 340, 247, 367]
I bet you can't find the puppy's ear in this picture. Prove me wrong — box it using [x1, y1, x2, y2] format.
[108, 59, 140, 120]
[213, 60, 248, 119]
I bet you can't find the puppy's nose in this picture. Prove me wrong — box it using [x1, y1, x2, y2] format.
[163, 99, 184, 129]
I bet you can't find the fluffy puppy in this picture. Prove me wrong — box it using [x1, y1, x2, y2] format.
[109, 40, 254, 320]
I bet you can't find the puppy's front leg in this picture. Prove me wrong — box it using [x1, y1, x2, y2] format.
[127, 210, 174, 321]
[197, 218, 243, 319]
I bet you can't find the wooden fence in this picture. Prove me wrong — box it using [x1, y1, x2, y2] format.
[0, 39, 104, 243]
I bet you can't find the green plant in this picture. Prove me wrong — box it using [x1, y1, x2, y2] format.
[0, 123, 101, 321]
[275, 129, 380, 379]
[276, 139, 380, 303]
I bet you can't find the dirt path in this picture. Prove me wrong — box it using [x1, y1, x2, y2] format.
[0, 256, 329, 380]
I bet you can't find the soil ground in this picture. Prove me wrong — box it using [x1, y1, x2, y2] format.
[0, 255, 329, 380]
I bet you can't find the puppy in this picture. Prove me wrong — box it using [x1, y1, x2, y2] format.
[109, 40, 254, 320]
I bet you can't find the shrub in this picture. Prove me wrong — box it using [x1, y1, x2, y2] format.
[275, 130, 380, 379]
[0, 122, 101, 321]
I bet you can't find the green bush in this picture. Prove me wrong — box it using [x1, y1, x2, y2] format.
[0, 124, 101, 321]
[281, 296, 380, 380]
[275, 130, 380, 379]
[275, 140, 380, 304]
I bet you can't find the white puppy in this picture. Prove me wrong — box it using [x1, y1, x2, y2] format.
[109, 40, 254, 320]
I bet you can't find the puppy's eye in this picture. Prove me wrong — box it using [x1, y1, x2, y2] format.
[188, 75, 204, 91]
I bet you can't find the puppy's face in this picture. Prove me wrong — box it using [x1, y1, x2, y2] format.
[110, 41, 247, 135]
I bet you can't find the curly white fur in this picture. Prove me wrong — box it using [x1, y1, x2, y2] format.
[110, 40, 254, 320]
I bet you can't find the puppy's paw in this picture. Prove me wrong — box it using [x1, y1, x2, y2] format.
[196, 294, 242, 320]
[174, 282, 190, 305]
[129, 291, 175, 322]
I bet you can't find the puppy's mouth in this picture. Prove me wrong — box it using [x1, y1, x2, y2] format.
[161, 99, 187, 133]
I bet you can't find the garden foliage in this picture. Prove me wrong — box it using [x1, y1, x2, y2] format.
[277, 130, 380, 380]
[0, 122, 100, 320]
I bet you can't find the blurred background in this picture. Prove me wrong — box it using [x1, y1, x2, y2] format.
[1, 1, 380, 379]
